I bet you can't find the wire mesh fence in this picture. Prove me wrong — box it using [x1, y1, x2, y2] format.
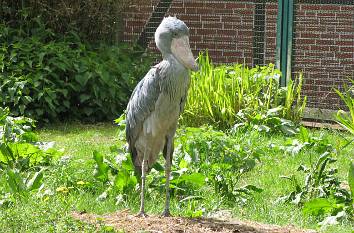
[123, 0, 354, 110]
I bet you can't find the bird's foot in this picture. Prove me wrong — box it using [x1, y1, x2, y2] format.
[161, 209, 171, 217]
[136, 211, 148, 218]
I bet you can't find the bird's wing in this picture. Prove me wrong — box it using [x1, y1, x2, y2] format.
[179, 77, 190, 114]
[126, 62, 169, 167]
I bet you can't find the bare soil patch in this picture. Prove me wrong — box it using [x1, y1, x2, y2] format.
[72, 210, 316, 233]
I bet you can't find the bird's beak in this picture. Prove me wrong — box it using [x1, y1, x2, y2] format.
[171, 35, 198, 71]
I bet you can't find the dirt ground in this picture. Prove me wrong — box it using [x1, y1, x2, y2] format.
[72, 210, 317, 233]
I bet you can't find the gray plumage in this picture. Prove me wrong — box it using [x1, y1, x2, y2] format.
[126, 16, 197, 217]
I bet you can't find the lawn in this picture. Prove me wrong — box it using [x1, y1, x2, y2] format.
[1, 122, 352, 232]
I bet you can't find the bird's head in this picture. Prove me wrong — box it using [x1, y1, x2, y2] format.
[155, 16, 198, 71]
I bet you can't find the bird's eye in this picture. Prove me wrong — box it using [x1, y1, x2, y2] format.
[173, 32, 178, 37]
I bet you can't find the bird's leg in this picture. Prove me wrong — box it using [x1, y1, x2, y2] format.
[137, 148, 149, 218]
[162, 137, 173, 217]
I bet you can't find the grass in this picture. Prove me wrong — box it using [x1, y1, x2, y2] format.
[0, 122, 353, 232]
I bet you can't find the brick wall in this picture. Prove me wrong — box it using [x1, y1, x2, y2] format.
[123, 0, 354, 110]
[264, 2, 278, 65]
[123, 1, 159, 43]
[123, 0, 278, 67]
[293, 3, 354, 109]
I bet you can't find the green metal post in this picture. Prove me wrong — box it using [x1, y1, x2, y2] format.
[286, 0, 294, 86]
[281, 0, 289, 87]
[276, 0, 294, 87]
[275, 0, 283, 70]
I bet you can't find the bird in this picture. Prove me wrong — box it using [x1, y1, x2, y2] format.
[126, 16, 198, 217]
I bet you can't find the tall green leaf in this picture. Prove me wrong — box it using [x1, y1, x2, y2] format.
[349, 162, 354, 198]
[93, 150, 109, 183]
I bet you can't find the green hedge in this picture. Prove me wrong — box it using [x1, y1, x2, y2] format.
[0, 17, 152, 122]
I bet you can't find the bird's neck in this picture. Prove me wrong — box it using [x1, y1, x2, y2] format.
[162, 53, 186, 69]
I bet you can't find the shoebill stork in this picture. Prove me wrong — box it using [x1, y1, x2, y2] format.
[126, 16, 198, 217]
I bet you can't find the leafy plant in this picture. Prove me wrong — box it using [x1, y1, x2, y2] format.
[335, 79, 354, 135]
[174, 126, 262, 202]
[182, 51, 306, 129]
[279, 152, 353, 225]
[5, 167, 45, 194]
[0, 107, 62, 202]
[233, 106, 299, 136]
[277, 126, 333, 156]
[0, 16, 153, 122]
[1, 1, 143, 43]
[92, 150, 137, 198]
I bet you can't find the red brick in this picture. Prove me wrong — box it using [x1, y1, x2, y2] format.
[336, 53, 354, 59]
[316, 39, 335, 46]
[223, 51, 242, 57]
[202, 22, 223, 29]
[317, 12, 336, 17]
[216, 43, 236, 50]
[297, 38, 316, 45]
[336, 40, 354, 46]
[339, 47, 354, 52]
[321, 4, 340, 11]
[300, 4, 321, 11]
[265, 3, 278, 10]
[335, 13, 354, 19]
[224, 3, 247, 9]
[213, 8, 234, 14]
[184, 7, 197, 14]
[341, 5, 354, 11]
[197, 28, 217, 35]
[321, 33, 340, 39]
[180, 15, 201, 21]
[201, 15, 221, 22]
[301, 32, 320, 39]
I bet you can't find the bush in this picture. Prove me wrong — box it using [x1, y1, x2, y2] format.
[182, 52, 306, 129]
[0, 17, 152, 122]
[1, 1, 143, 43]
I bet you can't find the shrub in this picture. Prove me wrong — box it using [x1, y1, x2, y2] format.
[0, 17, 152, 122]
[1, 1, 143, 43]
[182, 52, 306, 129]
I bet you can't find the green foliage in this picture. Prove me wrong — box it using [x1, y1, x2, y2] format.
[0, 107, 62, 203]
[2, 122, 352, 232]
[97, 117, 261, 205]
[1, 1, 143, 43]
[6, 167, 45, 194]
[349, 162, 354, 199]
[335, 79, 354, 135]
[0, 16, 152, 122]
[182, 52, 306, 129]
[92, 150, 137, 198]
[175, 126, 262, 202]
[93, 151, 110, 183]
[276, 126, 333, 156]
[278, 128, 353, 225]
[233, 107, 299, 136]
